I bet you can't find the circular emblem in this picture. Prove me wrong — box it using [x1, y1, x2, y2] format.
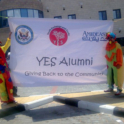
[15, 25, 33, 45]
[49, 27, 68, 46]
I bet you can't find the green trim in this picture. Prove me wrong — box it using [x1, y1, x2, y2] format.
[0, 16, 8, 19]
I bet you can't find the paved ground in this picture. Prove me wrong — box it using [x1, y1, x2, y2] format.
[0, 102, 124, 124]
[0, 95, 51, 110]
[1, 90, 124, 110]
[59, 91, 124, 108]
[1, 83, 124, 123]
[17, 83, 124, 97]
[17, 83, 109, 96]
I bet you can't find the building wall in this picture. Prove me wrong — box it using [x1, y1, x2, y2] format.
[0, 27, 10, 44]
[0, 0, 43, 44]
[0, 0, 43, 11]
[0, 0, 124, 44]
[41, 0, 124, 38]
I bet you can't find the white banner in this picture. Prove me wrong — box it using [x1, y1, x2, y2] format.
[8, 18, 113, 87]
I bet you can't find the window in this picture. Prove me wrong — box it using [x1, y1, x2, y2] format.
[14, 9, 21, 17]
[0, 9, 44, 28]
[38, 10, 43, 18]
[21, 9, 28, 17]
[34, 10, 38, 18]
[54, 16, 62, 19]
[99, 11, 107, 20]
[117, 37, 124, 46]
[1, 10, 8, 27]
[28, 9, 34, 17]
[7, 10, 14, 17]
[68, 14, 76, 19]
[113, 9, 121, 19]
[0, 12, 2, 28]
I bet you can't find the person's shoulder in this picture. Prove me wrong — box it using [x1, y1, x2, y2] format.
[116, 42, 122, 49]
[116, 42, 121, 46]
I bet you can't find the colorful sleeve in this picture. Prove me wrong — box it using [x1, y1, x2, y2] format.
[116, 48, 123, 66]
[1, 38, 11, 53]
[0, 58, 6, 71]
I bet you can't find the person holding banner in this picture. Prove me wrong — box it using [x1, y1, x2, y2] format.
[104, 32, 124, 95]
[1, 33, 18, 97]
[0, 35, 11, 54]
[0, 33, 15, 103]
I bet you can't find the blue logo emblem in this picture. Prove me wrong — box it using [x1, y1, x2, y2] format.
[15, 25, 33, 45]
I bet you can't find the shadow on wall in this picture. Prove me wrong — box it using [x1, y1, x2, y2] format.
[116, 37, 124, 55]
[121, 46, 124, 55]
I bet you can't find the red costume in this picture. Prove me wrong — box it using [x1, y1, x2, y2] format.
[0, 43, 14, 103]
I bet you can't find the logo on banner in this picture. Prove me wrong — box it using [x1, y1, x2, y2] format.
[15, 25, 33, 45]
[48, 26, 69, 46]
[82, 31, 107, 42]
